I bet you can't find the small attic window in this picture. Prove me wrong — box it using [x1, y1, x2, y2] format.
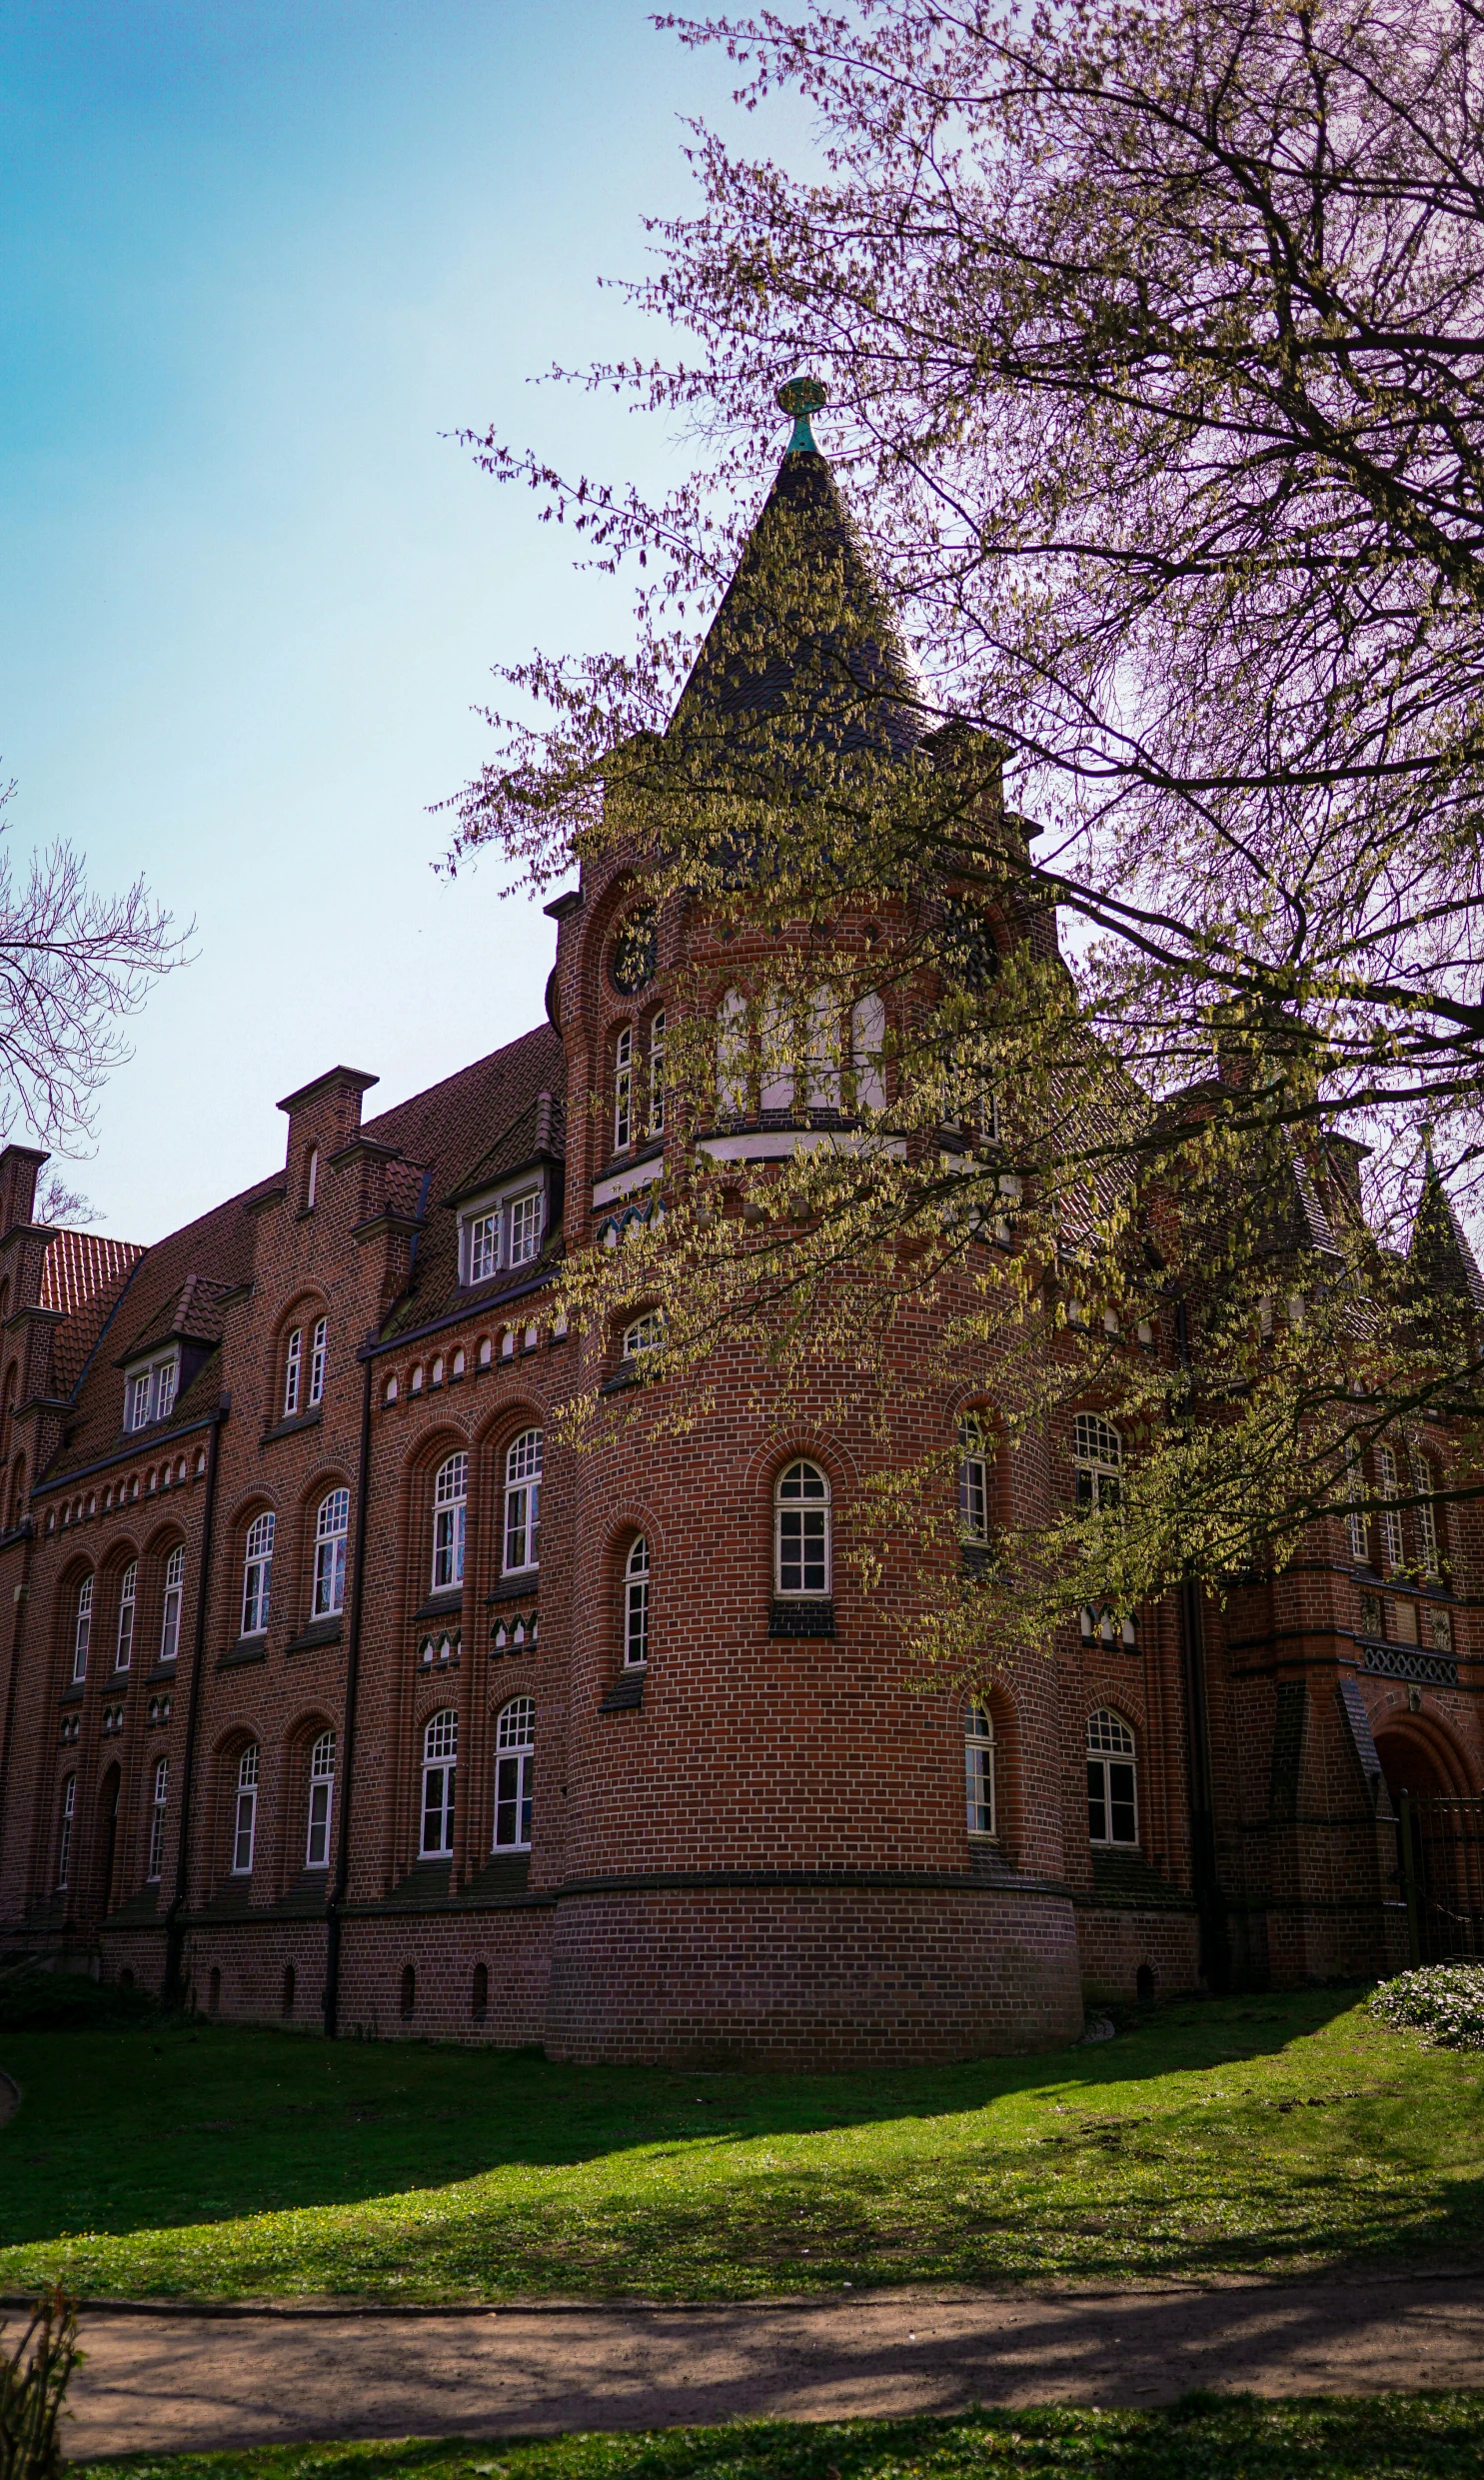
[385, 1374, 399, 1404]
[411, 1363, 424, 1394]
[431, 1355, 445, 1387]
[460, 1175, 547, 1287]
[124, 1350, 179, 1433]
[452, 1348, 466, 1378]
[478, 1337, 492, 1368]
[305, 1148, 319, 1211]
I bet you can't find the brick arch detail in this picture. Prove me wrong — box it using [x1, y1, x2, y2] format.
[742, 1429, 860, 1496]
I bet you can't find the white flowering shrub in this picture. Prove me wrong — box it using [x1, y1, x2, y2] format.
[1368, 1963, 1484, 2049]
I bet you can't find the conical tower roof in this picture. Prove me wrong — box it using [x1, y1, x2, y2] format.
[1408, 1145, 1484, 1312]
[669, 381, 921, 766]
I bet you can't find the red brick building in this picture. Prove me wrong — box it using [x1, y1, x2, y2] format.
[0, 430, 1478, 2060]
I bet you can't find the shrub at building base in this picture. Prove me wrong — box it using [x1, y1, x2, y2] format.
[0, 1963, 155, 2034]
[1369, 1964, 1484, 2050]
[0, 2292, 81, 2480]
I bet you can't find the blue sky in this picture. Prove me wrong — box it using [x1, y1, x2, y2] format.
[1, 1, 778, 1240]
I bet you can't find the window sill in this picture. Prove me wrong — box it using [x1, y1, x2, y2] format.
[145, 1662, 178, 1684]
[219, 1637, 268, 1668]
[411, 1588, 464, 1623]
[960, 1542, 994, 1577]
[263, 1405, 323, 1444]
[286, 1618, 343, 1655]
[487, 1572, 539, 1605]
[769, 1597, 835, 1638]
[59, 1684, 84, 1706]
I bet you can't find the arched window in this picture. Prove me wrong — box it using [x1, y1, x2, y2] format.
[232, 1744, 259, 1874]
[309, 1314, 328, 1407]
[422, 1708, 457, 1856]
[649, 1011, 667, 1137]
[623, 1312, 662, 1359]
[242, 1511, 274, 1635]
[760, 991, 795, 1113]
[1086, 1710, 1137, 1847]
[1346, 1445, 1369, 1563]
[775, 1459, 830, 1596]
[57, 1775, 75, 1888]
[717, 988, 747, 1119]
[314, 1487, 350, 1617]
[494, 1697, 534, 1850]
[284, 1327, 303, 1418]
[432, 1452, 468, 1591]
[851, 992, 886, 1111]
[625, 1535, 650, 1666]
[964, 1705, 995, 1836]
[1412, 1451, 1442, 1576]
[72, 1574, 93, 1682]
[958, 1418, 991, 1545]
[115, 1560, 137, 1670]
[306, 1728, 336, 1867]
[504, 1429, 542, 1574]
[614, 1026, 634, 1153]
[1073, 1413, 1121, 1513]
[148, 1755, 169, 1881]
[805, 987, 840, 1111]
[1376, 1443, 1403, 1570]
[159, 1544, 184, 1661]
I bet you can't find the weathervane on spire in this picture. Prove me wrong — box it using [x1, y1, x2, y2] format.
[777, 375, 827, 454]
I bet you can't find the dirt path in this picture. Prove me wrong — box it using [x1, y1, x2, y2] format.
[64, 2275, 1484, 2457]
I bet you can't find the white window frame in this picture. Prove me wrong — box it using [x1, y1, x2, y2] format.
[507, 1188, 542, 1267]
[147, 1755, 168, 1881]
[504, 1428, 542, 1574]
[649, 1010, 667, 1137]
[115, 1559, 137, 1669]
[1377, 1443, 1403, 1571]
[309, 1315, 328, 1406]
[232, 1744, 259, 1874]
[964, 1704, 996, 1836]
[958, 1419, 991, 1544]
[493, 1696, 535, 1850]
[1086, 1709, 1138, 1847]
[314, 1487, 350, 1617]
[774, 1459, 831, 1596]
[614, 1026, 634, 1152]
[124, 1350, 180, 1433]
[1073, 1412, 1122, 1513]
[851, 991, 886, 1111]
[72, 1573, 93, 1682]
[625, 1534, 650, 1666]
[421, 1708, 457, 1856]
[283, 1327, 303, 1417]
[623, 1312, 663, 1359]
[242, 1510, 275, 1636]
[1413, 1452, 1442, 1577]
[459, 1177, 547, 1288]
[432, 1452, 467, 1592]
[159, 1543, 184, 1661]
[306, 1729, 336, 1868]
[717, 988, 748, 1120]
[58, 1774, 75, 1887]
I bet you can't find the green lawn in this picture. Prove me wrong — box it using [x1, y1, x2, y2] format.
[74, 2403, 1484, 2480]
[3, 1988, 1481, 2302]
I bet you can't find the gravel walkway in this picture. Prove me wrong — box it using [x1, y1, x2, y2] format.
[63, 2274, 1484, 2457]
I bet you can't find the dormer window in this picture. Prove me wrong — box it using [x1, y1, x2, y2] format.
[459, 1178, 546, 1288]
[124, 1352, 181, 1433]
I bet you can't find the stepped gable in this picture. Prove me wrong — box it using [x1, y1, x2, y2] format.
[366, 1023, 565, 1339]
[670, 416, 922, 769]
[40, 1230, 144, 1399]
[42, 1182, 269, 1479]
[1408, 1147, 1484, 1313]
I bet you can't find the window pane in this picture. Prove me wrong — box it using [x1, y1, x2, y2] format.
[1108, 1761, 1137, 1844]
[1087, 1760, 1108, 1843]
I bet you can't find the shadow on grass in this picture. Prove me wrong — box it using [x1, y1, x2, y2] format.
[80, 2397, 1484, 2480]
[0, 1988, 1375, 2252]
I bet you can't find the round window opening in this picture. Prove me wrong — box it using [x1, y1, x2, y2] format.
[610, 907, 658, 995]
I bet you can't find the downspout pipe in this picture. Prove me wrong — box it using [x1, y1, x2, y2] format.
[324, 1345, 374, 2039]
[1173, 1302, 1231, 1992]
[163, 1399, 227, 2009]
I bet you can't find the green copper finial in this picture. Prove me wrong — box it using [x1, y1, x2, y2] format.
[777, 375, 827, 454]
